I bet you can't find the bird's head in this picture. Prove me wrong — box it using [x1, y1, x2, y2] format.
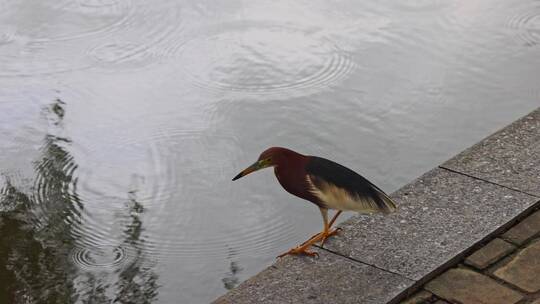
[232, 147, 299, 181]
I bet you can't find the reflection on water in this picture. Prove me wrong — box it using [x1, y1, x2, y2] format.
[0, 99, 79, 303]
[1, 0, 540, 303]
[222, 261, 242, 291]
[0, 99, 158, 303]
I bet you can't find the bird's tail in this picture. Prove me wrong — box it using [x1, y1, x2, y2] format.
[372, 188, 397, 214]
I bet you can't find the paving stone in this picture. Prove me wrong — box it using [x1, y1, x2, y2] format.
[400, 290, 432, 304]
[465, 238, 515, 269]
[425, 268, 522, 304]
[442, 108, 540, 196]
[213, 247, 413, 304]
[324, 168, 537, 280]
[502, 210, 540, 245]
[494, 240, 540, 292]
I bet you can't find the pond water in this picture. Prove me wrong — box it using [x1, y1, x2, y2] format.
[0, 0, 539, 303]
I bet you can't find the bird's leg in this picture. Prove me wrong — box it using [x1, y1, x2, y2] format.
[278, 209, 343, 258]
[319, 209, 342, 247]
[328, 210, 343, 229]
[300, 209, 342, 247]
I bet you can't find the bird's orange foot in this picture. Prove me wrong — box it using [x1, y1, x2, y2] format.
[320, 227, 341, 247]
[276, 246, 319, 258]
[277, 230, 327, 259]
[301, 227, 342, 247]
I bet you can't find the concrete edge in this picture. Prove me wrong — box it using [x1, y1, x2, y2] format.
[387, 179, 540, 303]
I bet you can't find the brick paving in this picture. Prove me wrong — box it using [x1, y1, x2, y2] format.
[401, 208, 540, 304]
[464, 238, 515, 270]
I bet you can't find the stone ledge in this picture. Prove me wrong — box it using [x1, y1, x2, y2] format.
[215, 167, 538, 303]
[215, 107, 540, 303]
[325, 168, 536, 281]
[442, 108, 540, 197]
[213, 247, 413, 304]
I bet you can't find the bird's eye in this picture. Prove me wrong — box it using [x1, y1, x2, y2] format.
[260, 158, 271, 167]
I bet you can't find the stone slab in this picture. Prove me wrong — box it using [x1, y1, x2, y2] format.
[494, 239, 540, 292]
[465, 238, 515, 269]
[502, 210, 540, 245]
[442, 108, 540, 197]
[324, 168, 538, 280]
[425, 268, 522, 304]
[213, 247, 413, 304]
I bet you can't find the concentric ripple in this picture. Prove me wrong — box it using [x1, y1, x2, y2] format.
[0, 0, 184, 76]
[84, 1, 185, 71]
[0, 0, 132, 42]
[178, 23, 355, 98]
[64, 122, 299, 260]
[506, 9, 540, 46]
[0, 28, 16, 45]
[87, 42, 159, 69]
[70, 244, 136, 271]
[392, 0, 452, 12]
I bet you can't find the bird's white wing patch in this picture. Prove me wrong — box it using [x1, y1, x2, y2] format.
[306, 175, 381, 213]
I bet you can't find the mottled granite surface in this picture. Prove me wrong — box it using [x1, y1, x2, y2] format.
[443, 108, 540, 197]
[325, 168, 537, 280]
[214, 247, 412, 304]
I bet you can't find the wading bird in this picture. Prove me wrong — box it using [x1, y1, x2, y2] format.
[232, 147, 396, 258]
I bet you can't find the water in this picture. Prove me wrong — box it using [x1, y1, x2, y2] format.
[0, 0, 539, 303]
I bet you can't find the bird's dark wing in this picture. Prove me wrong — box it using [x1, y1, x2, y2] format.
[305, 156, 396, 213]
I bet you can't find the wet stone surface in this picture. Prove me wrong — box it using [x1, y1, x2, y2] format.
[443, 108, 540, 197]
[213, 247, 413, 304]
[324, 168, 537, 280]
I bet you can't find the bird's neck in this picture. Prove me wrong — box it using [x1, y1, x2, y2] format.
[273, 155, 310, 199]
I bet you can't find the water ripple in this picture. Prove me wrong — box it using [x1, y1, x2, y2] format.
[87, 42, 159, 69]
[393, 0, 453, 12]
[506, 8, 540, 47]
[85, 1, 186, 71]
[0, 0, 132, 43]
[0, 0, 185, 76]
[141, 211, 297, 259]
[65, 125, 298, 260]
[178, 23, 355, 98]
[70, 244, 136, 272]
[0, 28, 16, 45]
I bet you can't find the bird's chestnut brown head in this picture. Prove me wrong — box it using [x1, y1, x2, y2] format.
[232, 147, 302, 181]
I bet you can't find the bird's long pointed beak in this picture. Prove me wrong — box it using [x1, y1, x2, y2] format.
[232, 161, 264, 181]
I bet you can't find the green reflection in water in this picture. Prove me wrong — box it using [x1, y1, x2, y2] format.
[0, 98, 159, 303]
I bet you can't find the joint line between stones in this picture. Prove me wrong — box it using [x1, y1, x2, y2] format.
[439, 166, 540, 199]
[314, 245, 415, 281]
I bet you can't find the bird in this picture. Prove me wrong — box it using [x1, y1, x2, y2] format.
[232, 147, 396, 258]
